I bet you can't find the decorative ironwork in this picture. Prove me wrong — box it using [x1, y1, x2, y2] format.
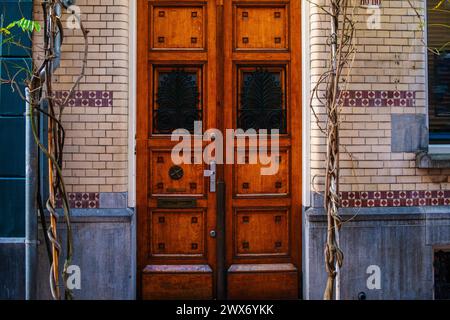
[434, 250, 450, 299]
[154, 70, 201, 133]
[169, 165, 184, 180]
[238, 69, 286, 133]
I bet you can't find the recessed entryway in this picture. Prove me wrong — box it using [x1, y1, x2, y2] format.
[136, 0, 302, 300]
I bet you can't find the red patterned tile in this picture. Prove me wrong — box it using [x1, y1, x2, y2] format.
[340, 190, 450, 208]
[56, 192, 100, 209]
[53, 90, 113, 107]
[340, 90, 416, 107]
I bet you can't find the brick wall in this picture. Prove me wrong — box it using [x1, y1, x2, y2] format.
[31, 0, 450, 208]
[33, 0, 130, 196]
[309, 0, 450, 207]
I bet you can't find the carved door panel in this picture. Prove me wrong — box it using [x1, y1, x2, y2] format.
[223, 0, 302, 299]
[137, 0, 219, 300]
[137, 0, 301, 300]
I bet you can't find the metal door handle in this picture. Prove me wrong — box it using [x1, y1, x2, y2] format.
[204, 161, 216, 192]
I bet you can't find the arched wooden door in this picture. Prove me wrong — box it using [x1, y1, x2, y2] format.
[137, 0, 302, 300]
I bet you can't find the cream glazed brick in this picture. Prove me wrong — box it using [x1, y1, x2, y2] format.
[32, 0, 130, 194]
[308, 0, 449, 194]
[31, 0, 448, 198]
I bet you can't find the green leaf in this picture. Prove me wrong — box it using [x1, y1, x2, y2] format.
[3, 18, 41, 34]
[0, 28, 11, 35]
[34, 22, 41, 32]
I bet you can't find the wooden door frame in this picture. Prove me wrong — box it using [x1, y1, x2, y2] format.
[136, 0, 149, 299]
[135, 0, 303, 299]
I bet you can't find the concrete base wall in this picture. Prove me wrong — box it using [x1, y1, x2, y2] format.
[0, 241, 25, 299]
[304, 206, 450, 300]
[4, 206, 450, 300]
[0, 209, 135, 300]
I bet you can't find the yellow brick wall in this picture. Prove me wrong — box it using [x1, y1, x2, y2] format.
[33, 0, 130, 194]
[309, 0, 450, 196]
[31, 0, 449, 204]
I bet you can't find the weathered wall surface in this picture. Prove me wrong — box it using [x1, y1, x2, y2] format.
[304, 206, 450, 300]
[36, 209, 135, 300]
[0, 210, 134, 300]
[305, 0, 450, 300]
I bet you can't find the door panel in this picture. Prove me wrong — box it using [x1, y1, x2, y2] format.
[223, 0, 302, 299]
[234, 148, 290, 196]
[234, 5, 289, 50]
[137, 0, 301, 300]
[150, 209, 206, 256]
[234, 209, 290, 256]
[227, 263, 298, 299]
[150, 149, 205, 196]
[151, 6, 206, 50]
[137, 0, 218, 300]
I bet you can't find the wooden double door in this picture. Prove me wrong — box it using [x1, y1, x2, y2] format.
[137, 0, 302, 300]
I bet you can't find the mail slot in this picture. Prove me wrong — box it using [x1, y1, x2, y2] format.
[157, 198, 197, 209]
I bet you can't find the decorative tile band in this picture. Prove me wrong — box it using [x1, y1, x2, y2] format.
[56, 192, 128, 209]
[54, 90, 113, 107]
[56, 193, 100, 209]
[340, 190, 450, 208]
[340, 90, 416, 107]
[58, 190, 450, 209]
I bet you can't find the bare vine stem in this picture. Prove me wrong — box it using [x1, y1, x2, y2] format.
[309, 0, 357, 300]
[27, 0, 88, 300]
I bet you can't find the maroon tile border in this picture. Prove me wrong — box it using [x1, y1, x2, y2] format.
[57, 190, 450, 209]
[56, 192, 99, 209]
[340, 90, 416, 107]
[54, 90, 113, 107]
[340, 190, 450, 208]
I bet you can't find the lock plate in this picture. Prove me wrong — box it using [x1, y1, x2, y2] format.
[203, 161, 216, 192]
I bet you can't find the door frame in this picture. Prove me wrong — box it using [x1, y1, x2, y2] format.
[132, 0, 310, 299]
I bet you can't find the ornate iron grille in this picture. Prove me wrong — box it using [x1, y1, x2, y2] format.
[434, 250, 450, 299]
[154, 70, 201, 134]
[238, 69, 286, 133]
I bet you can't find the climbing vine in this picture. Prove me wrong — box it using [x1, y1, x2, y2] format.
[1, 0, 88, 299]
[309, 0, 357, 300]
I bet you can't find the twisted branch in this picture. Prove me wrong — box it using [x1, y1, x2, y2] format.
[309, 0, 357, 300]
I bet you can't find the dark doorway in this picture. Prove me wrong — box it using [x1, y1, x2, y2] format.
[434, 250, 450, 300]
